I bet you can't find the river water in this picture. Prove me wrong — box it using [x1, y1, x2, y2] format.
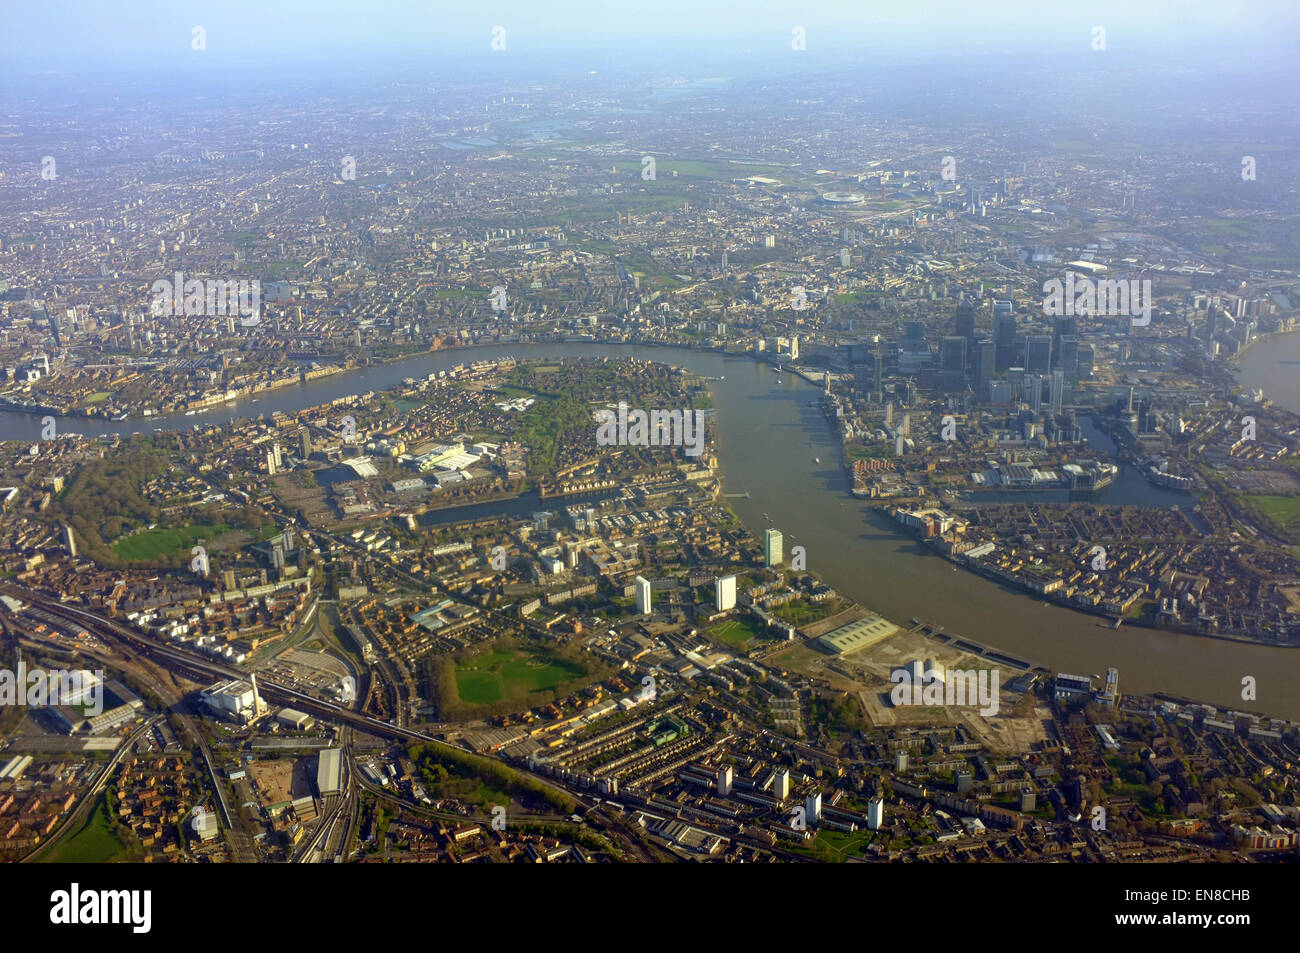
[5, 341, 1299, 719]
[1238, 329, 1300, 417]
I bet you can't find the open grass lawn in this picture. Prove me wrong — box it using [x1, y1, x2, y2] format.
[112, 522, 229, 561]
[455, 648, 584, 704]
[43, 796, 127, 863]
[709, 617, 769, 649]
[457, 670, 505, 704]
[492, 384, 536, 398]
[1245, 494, 1300, 530]
[775, 600, 826, 624]
[789, 828, 875, 862]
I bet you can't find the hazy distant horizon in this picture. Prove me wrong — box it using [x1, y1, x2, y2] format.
[3, 0, 1299, 81]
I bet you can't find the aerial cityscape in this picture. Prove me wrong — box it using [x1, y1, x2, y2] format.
[1, 1, 1298, 896]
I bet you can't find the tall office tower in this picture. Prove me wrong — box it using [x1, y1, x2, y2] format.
[789, 336, 799, 361]
[715, 575, 737, 612]
[764, 529, 784, 568]
[884, 402, 894, 427]
[953, 298, 977, 343]
[1052, 315, 1077, 356]
[873, 346, 885, 404]
[63, 524, 77, 558]
[904, 321, 927, 345]
[850, 363, 870, 396]
[300, 429, 312, 458]
[717, 765, 733, 796]
[994, 312, 1018, 370]
[774, 769, 791, 801]
[635, 575, 652, 615]
[271, 543, 285, 572]
[1021, 373, 1043, 411]
[1057, 335, 1080, 378]
[939, 336, 967, 390]
[1076, 343, 1095, 379]
[265, 449, 277, 476]
[805, 791, 822, 826]
[272, 443, 283, 470]
[1025, 334, 1053, 373]
[976, 339, 996, 393]
[867, 797, 885, 830]
[900, 413, 911, 437]
[1049, 369, 1066, 414]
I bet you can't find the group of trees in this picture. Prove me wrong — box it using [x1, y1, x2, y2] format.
[408, 742, 575, 815]
[46, 451, 166, 564]
[44, 451, 262, 569]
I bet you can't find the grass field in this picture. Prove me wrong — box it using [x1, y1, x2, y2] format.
[455, 649, 585, 704]
[845, 446, 890, 461]
[709, 617, 769, 649]
[774, 601, 826, 624]
[43, 796, 127, 863]
[1244, 494, 1300, 530]
[112, 522, 228, 561]
[788, 828, 875, 862]
[492, 384, 536, 398]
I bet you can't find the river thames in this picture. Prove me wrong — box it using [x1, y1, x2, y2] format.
[4, 340, 1299, 719]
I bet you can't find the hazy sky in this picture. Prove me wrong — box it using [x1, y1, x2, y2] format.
[2, 0, 1298, 76]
